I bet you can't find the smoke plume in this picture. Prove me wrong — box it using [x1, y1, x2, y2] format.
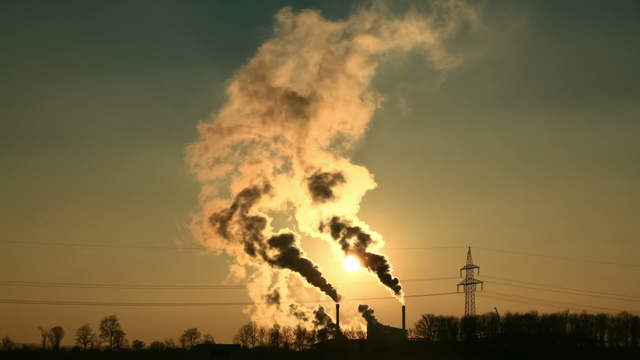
[307, 171, 346, 203]
[358, 304, 380, 326]
[188, 1, 474, 326]
[320, 216, 402, 295]
[313, 306, 341, 340]
[209, 184, 340, 302]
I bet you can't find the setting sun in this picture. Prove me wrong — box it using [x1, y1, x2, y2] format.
[343, 255, 361, 272]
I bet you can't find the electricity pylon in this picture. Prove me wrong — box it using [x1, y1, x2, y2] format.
[457, 246, 483, 317]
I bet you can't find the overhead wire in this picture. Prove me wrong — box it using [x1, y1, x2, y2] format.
[0, 276, 459, 291]
[0, 291, 460, 307]
[5, 240, 637, 269]
[482, 275, 640, 301]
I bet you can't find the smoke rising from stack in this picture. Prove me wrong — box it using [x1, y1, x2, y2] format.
[314, 306, 341, 340]
[188, 1, 475, 326]
[320, 216, 402, 295]
[358, 304, 380, 327]
[209, 184, 340, 302]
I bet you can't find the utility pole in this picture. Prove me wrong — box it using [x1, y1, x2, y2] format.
[457, 247, 483, 317]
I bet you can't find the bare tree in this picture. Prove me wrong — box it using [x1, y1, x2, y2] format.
[268, 324, 281, 348]
[293, 325, 307, 351]
[258, 326, 267, 346]
[281, 326, 294, 349]
[99, 315, 126, 350]
[75, 324, 97, 350]
[234, 322, 262, 348]
[48, 326, 65, 350]
[37, 326, 49, 349]
[1, 336, 16, 351]
[179, 328, 201, 349]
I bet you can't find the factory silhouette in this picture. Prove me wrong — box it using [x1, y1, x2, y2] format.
[2, 248, 639, 360]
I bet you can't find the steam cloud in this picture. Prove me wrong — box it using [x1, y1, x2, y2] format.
[188, 1, 474, 326]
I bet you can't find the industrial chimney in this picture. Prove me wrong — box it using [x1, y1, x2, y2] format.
[402, 305, 406, 331]
[336, 303, 340, 328]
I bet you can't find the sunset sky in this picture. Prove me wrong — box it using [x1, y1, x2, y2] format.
[1, 0, 639, 346]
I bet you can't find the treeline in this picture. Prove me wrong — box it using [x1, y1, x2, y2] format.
[232, 321, 364, 350]
[412, 311, 640, 348]
[0, 315, 214, 351]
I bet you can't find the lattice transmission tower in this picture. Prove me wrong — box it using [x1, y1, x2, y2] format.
[457, 247, 483, 317]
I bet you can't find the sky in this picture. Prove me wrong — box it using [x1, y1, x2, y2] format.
[1, 0, 639, 346]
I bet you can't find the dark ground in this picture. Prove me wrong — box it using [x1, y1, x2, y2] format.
[2, 343, 640, 360]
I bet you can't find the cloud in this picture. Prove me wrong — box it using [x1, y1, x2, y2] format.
[188, 0, 474, 326]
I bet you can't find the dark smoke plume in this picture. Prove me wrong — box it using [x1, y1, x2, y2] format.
[266, 233, 340, 302]
[320, 216, 402, 296]
[289, 304, 309, 322]
[358, 304, 380, 326]
[313, 306, 341, 340]
[209, 185, 341, 302]
[265, 289, 281, 305]
[307, 171, 346, 203]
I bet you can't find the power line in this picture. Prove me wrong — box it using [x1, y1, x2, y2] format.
[0, 292, 459, 307]
[483, 275, 640, 301]
[0, 280, 245, 290]
[0, 276, 458, 291]
[386, 246, 465, 251]
[474, 246, 639, 268]
[6, 240, 636, 269]
[3, 240, 206, 251]
[374, 244, 639, 269]
[400, 276, 460, 283]
[487, 281, 640, 303]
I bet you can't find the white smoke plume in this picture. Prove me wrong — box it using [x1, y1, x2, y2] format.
[188, 0, 474, 327]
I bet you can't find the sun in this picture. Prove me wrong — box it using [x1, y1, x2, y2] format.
[343, 255, 361, 272]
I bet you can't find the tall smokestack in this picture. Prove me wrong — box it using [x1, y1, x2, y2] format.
[336, 303, 340, 328]
[402, 305, 406, 331]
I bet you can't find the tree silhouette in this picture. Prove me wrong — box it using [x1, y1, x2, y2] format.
[99, 315, 126, 350]
[1, 336, 16, 351]
[149, 341, 166, 351]
[410, 311, 640, 348]
[75, 324, 97, 350]
[37, 326, 49, 349]
[131, 339, 145, 350]
[47, 326, 64, 350]
[163, 338, 176, 349]
[234, 322, 259, 348]
[202, 334, 215, 344]
[269, 324, 282, 348]
[179, 328, 201, 349]
[293, 325, 308, 350]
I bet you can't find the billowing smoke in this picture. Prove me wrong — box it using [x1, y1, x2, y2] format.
[188, 1, 474, 326]
[209, 184, 340, 302]
[307, 171, 346, 203]
[313, 306, 341, 341]
[358, 304, 380, 326]
[320, 216, 402, 295]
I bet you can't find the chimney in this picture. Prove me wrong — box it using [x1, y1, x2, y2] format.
[336, 303, 340, 328]
[402, 305, 406, 331]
